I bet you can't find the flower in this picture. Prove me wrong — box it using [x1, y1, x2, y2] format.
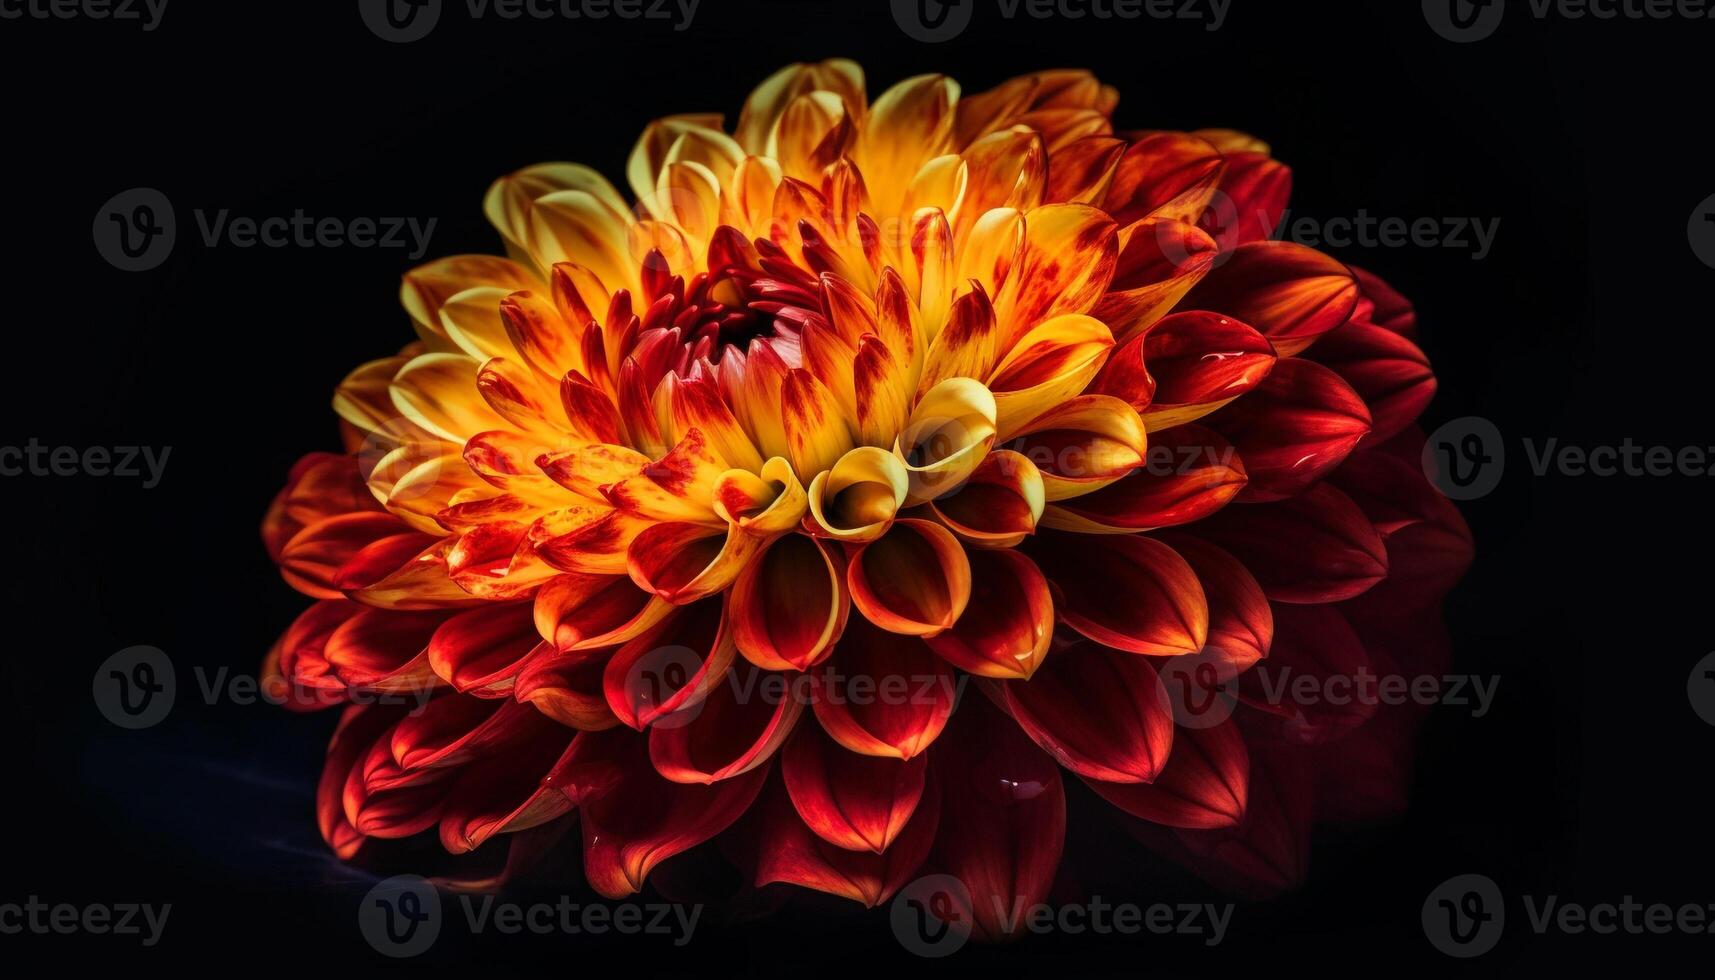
[261, 61, 1472, 932]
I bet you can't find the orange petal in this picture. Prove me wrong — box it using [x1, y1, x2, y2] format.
[847, 519, 971, 637]
[923, 548, 1053, 679]
[729, 534, 850, 671]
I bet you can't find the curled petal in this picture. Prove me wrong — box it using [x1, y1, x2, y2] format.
[1005, 395, 1146, 501]
[1085, 718, 1249, 830]
[1209, 357, 1371, 502]
[730, 535, 850, 671]
[626, 521, 766, 605]
[848, 519, 971, 638]
[1192, 482, 1388, 603]
[924, 549, 1053, 679]
[807, 447, 909, 543]
[650, 662, 803, 784]
[894, 377, 998, 507]
[986, 641, 1173, 783]
[810, 616, 956, 760]
[1182, 241, 1358, 357]
[602, 599, 737, 731]
[713, 457, 809, 535]
[1026, 532, 1208, 656]
[318, 704, 411, 857]
[533, 573, 670, 652]
[1041, 424, 1245, 533]
[514, 645, 618, 730]
[927, 450, 1045, 548]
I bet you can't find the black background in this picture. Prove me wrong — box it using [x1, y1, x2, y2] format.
[2, 0, 1710, 973]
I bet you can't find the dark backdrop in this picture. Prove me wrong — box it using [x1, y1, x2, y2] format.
[2, 0, 1709, 974]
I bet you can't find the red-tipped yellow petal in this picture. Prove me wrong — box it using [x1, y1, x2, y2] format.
[917, 285, 1000, 396]
[1026, 532, 1208, 655]
[926, 449, 1044, 549]
[729, 534, 850, 671]
[894, 377, 998, 507]
[986, 313, 1114, 438]
[402, 255, 538, 351]
[857, 74, 959, 216]
[991, 204, 1118, 347]
[986, 640, 1174, 783]
[810, 616, 955, 760]
[1005, 394, 1146, 501]
[923, 548, 1053, 679]
[603, 428, 727, 526]
[1041, 423, 1246, 533]
[1183, 241, 1359, 357]
[626, 521, 766, 605]
[847, 519, 971, 638]
[806, 447, 909, 543]
[713, 457, 808, 535]
[390, 353, 506, 444]
[1091, 218, 1219, 343]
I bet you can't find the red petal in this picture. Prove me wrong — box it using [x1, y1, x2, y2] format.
[729, 534, 850, 671]
[427, 602, 541, 697]
[1041, 424, 1246, 533]
[923, 549, 1053, 679]
[1237, 603, 1375, 744]
[602, 599, 736, 730]
[754, 770, 941, 907]
[986, 640, 1173, 783]
[781, 721, 929, 853]
[1307, 319, 1436, 448]
[1191, 482, 1388, 603]
[847, 519, 971, 637]
[811, 616, 955, 760]
[1025, 532, 1208, 655]
[1208, 357, 1371, 502]
[1182, 241, 1358, 356]
[649, 661, 803, 784]
[1084, 718, 1248, 829]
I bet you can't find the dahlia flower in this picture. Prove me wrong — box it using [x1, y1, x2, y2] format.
[262, 60, 1471, 935]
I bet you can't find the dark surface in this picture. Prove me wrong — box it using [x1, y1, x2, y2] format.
[1, 0, 1708, 973]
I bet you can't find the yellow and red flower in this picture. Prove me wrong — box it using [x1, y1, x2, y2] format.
[262, 61, 1471, 927]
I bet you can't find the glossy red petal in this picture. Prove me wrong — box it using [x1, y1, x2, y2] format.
[1208, 357, 1372, 502]
[811, 616, 956, 760]
[781, 721, 929, 853]
[1025, 532, 1208, 655]
[987, 640, 1174, 783]
[1191, 482, 1388, 603]
[1084, 717, 1249, 829]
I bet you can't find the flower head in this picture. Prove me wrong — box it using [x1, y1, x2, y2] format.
[263, 60, 1471, 930]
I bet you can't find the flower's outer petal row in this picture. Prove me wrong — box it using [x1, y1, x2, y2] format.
[753, 769, 940, 907]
